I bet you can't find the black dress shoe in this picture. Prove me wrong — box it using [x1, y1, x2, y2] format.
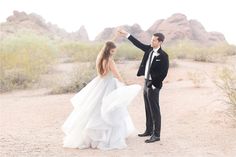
[138, 132, 152, 137]
[145, 135, 160, 143]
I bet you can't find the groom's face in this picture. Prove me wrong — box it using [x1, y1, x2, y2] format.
[151, 36, 161, 48]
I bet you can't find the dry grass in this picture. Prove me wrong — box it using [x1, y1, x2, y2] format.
[214, 66, 236, 109]
[0, 32, 57, 92]
[49, 63, 96, 94]
[58, 41, 102, 62]
[115, 42, 143, 60]
[1, 32, 236, 93]
[166, 40, 236, 62]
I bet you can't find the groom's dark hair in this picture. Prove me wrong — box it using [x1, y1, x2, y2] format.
[153, 33, 165, 42]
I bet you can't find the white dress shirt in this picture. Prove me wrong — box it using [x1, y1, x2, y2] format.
[145, 48, 160, 80]
[126, 33, 131, 38]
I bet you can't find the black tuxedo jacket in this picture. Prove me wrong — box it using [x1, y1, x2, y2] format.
[128, 35, 169, 89]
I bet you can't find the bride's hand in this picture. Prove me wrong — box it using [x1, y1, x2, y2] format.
[123, 80, 129, 86]
[117, 28, 128, 37]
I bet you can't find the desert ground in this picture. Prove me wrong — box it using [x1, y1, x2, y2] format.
[1, 58, 236, 157]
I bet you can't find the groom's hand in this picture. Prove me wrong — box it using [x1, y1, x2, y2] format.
[117, 28, 128, 37]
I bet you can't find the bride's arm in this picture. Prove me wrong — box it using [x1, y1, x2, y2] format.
[109, 58, 124, 82]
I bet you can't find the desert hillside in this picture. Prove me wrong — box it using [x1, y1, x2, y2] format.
[0, 11, 89, 41]
[95, 13, 226, 45]
[0, 11, 227, 45]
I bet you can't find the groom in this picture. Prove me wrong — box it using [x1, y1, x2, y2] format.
[118, 29, 169, 143]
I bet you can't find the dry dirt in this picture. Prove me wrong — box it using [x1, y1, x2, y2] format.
[1, 59, 236, 157]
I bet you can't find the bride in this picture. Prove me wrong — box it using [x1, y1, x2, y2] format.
[61, 41, 141, 150]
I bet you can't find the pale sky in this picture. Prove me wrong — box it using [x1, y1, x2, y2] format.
[0, 0, 236, 44]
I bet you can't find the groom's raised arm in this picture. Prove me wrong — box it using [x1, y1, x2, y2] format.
[118, 29, 150, 52]
[127, 35, 151, 52]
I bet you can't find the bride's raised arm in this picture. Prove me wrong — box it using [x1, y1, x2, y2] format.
[108, 57, 124, 83]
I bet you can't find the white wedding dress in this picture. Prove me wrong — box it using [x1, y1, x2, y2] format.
[61, 72, 141, 150]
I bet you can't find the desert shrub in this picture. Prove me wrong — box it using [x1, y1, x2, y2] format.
[115, 42, 142, 60]
[0, 32, 57, 92]
[188, 71, 205, 88]
[59, 41, 143, 62]
[214, 67, 236, 109]
[59, 41, 102, 62]
[166, 40, 236, 62]
[49, 63, 96, 94]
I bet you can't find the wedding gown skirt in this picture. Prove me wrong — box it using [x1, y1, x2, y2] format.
[61, 72, 141, 150]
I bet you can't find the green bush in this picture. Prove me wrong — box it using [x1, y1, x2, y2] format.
[0, 32, 57, 92]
